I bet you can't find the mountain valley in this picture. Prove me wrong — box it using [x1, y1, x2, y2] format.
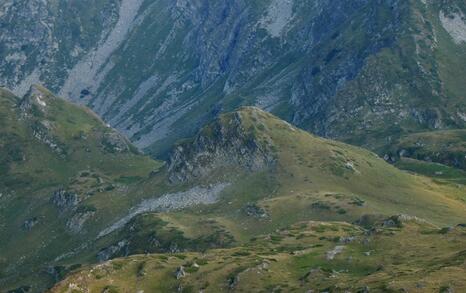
[0, 0, 466, 292]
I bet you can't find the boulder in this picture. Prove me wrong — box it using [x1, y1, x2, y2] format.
[51, 189, 79, 210]
[175, 266, 186, 279]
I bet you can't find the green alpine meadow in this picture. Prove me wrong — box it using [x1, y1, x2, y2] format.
[0, 0, 465, 292]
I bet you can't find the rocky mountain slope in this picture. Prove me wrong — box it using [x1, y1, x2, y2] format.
[1, 0, 465, 156]
[2, 88, 466, 292]
[46, 107, 466, 293]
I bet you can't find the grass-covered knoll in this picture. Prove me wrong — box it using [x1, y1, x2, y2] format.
[179, 107, 466, 228]
[0, 85, 158, 190]
[84, 106, 466, 275]
[0, 86, 162, 292]
[49, 218, 466, 293]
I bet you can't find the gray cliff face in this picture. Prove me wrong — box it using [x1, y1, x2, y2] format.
[168, 109, 276, 183]
[0, 0, 120, 95]
[1, 0, 465, 154]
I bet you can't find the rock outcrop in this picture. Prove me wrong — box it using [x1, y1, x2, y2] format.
[97, 240, 130, 262]
[101, 131, 131, 153]
[66, 211, 95, 233]
[175, 266, 186, 280]
[168, 108, 276, 183]
[22, 217, 39, 231]
[51, 189, 79, 210]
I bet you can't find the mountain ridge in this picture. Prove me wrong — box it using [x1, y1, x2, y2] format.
[1, 1, 466, 290]
[1, 85, 466, 292]
[1, 0, 465, 156]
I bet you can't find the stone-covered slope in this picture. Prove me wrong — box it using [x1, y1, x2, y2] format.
[1, 0, 465, 156]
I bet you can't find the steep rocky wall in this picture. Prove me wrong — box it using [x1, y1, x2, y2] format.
[1, 0, 465, 155]
[0, 0, 121, 95]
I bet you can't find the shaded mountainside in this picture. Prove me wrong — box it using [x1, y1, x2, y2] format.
[0, 0, 121, 94]
[0, 89, 466, 292]
[384, 129, 466, 169]
[0, 0, 465, 156]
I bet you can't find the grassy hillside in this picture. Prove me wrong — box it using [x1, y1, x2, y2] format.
[2, 101, 466, 292]
[0, 85, 158, 188]
[0, 86, 163, 292]
[168, 107, 466, 228]
[50, 218, 466, 293]
[48, 107, 466, 292]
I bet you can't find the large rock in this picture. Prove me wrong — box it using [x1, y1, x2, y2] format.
[101, 131, 131, 153]
[174, 266, 186, 280]
[51, 189, 79, 210]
